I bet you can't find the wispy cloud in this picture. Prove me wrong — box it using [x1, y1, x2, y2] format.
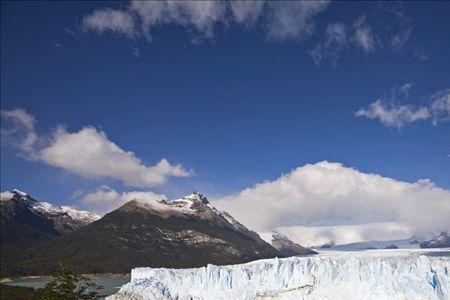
[309, 2, 419, 66]
[356, 85, 450, 129]
[265, 1, 330, 41]
[353, 16, 376, 53]
[1, 108, 192, 187]
[82, 0, 329, 42]
[82, 8, 136, 37]
[214, 161, 450, 246]
[229, 0, 265, 26]
[309, 22, 347, 66]
[0, 108, 38, 159]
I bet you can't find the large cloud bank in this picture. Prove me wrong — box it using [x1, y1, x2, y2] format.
[213, 161, 450, 246]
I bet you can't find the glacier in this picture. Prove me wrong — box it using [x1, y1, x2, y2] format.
[108, 249, 450, 300]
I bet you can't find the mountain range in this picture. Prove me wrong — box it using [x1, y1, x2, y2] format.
[0, 190, 312, 277]
[321, 230, 450, 251]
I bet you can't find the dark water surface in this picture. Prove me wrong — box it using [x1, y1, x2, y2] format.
[6, 276, 130, 298]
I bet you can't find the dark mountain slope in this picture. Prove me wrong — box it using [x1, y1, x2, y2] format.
[260, 231, 317, 256]
[1, 189, 100, 277]
[15, 193, 281, 276]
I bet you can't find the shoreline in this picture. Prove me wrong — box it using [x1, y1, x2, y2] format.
[1, 273, 130, 283]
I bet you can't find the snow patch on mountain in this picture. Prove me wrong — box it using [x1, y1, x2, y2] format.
[258, 231, 315, 255]
[32, 201, 100, 224]
[1, 189, 100, 229]
[108, 249, 450, 300]
[1, 189, 36, 205]
[133, 191, 261, 240]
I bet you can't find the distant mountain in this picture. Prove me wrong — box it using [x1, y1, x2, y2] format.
[419, 232, 450, 248]
[259, 231, 316, 256]
[12, 192, 284, 276]
[0, 189, 100, 276]
[324, 230, 450, 251]
[32, 201, 100, 233]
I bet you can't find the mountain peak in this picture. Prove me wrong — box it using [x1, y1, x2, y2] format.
[1, 189, 100, 234]
[1, 189, 36, 205]
[11, 188, 28, 197]
[258, 231, 316, 256]
[171, 191, 210, 205]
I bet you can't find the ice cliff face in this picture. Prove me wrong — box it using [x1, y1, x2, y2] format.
[108, 249, 450, 300]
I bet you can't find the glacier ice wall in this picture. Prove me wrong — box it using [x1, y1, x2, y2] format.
[108, 249, 450, 300]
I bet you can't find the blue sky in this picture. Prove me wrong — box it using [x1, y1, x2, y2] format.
[1, 0, 449, 227]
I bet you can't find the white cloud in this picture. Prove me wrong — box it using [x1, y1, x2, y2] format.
[391, 26, 411, 52]
[353, 16, 376, 53]
[309, 22, 347, 66]
[40, 126, 192, 188]
[1, 108, 192, 187]
[1, 108, 38, 159]
[276, 222, 415, 247]
[356, 86, 450, 129]
[382, 2, 413, 52]
[230, 1, 265, 25]
[82, 8, 136, 37]
[213, 161, 450, 246]
[429, 88, 450, 124]
[355, 100, 430, 129]
[326, 22, 346, 44]
[266, 1, 330, 41]
[82, 1, 329, 42]
[80, 186, 166, 214]
[91, 1, 228, 40]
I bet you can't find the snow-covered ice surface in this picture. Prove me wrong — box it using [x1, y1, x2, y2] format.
[108, 248, 450, 300]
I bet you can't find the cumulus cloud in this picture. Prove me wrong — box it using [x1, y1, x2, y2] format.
[353, 16, 376, 53]
[82, 1, 329, 42]
[1, 108, 38, 159]
[80, 185, 166, 214]
[40, 126, 192, 187]
[1, 108, 192, 187]
[356, 85, 450, 128]
[213, 161, 450, 246]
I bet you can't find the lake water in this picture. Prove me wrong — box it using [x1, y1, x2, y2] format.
[5, 276, 131, 298]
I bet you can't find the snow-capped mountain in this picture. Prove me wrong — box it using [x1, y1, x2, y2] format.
[108, 249, 450, 300]
[327, 230, 450, 251]
[131, 191, 268, 245]
[8, 191, 287, 276]
[419, 232, 450, 248]
[32, 201, 100, 233]
[1, 189, 100, 233]
[1, 189, 100, 276]
[259, 231, 316, 256]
